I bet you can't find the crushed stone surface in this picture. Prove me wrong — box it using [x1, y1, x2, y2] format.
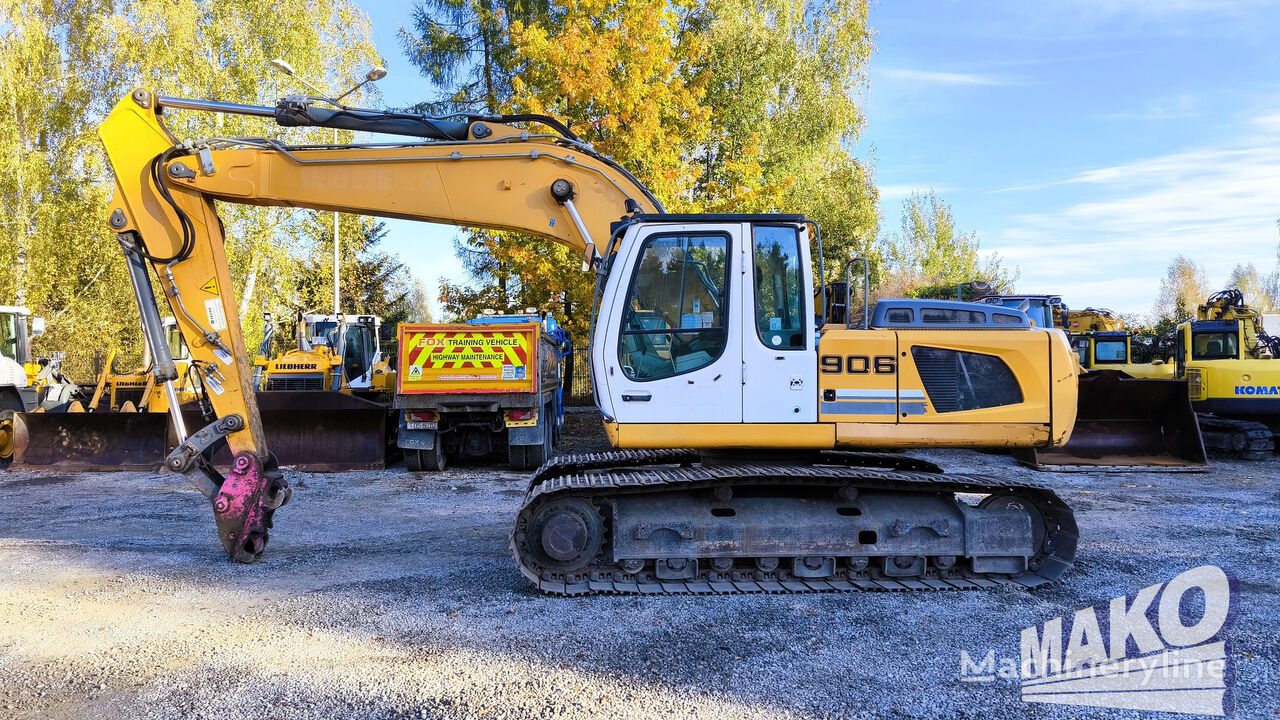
[0, 411, 1276, 719]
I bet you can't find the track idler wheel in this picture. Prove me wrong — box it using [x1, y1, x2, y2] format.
[979, 493, 1053, 573]
[522, 498, 603, 572]
[212, 452, 291, 563]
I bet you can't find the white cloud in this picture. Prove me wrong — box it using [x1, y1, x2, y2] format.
[1101, 94, 1199, 121]
[878, 68, 1012, 87]
[878, 184, 947, 203]
[990, 112, 1280, 314]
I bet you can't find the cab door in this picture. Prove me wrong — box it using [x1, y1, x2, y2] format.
[598, 223, 742, 423]
[741, 223, 817, 422]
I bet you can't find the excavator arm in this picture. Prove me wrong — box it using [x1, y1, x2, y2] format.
[100, 88, 660, 560]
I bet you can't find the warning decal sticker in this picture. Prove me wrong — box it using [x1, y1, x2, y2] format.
[200, 276, 219, 295]
[404, 331, 530, 372]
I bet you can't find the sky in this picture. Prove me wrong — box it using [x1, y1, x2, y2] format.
[358, 0, 1280, 317]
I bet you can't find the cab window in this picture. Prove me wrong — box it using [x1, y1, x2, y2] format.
[1094, 340, 1127, 363]
[1192, 332, 1237, 360]
[619, 233, 729, 380]
[0, 314, 18, 363]
[343, 326, 373, 381]
[921, 308, 985, 324]
[1071, 337, 1089, 366]
[752, 225, 805, 350]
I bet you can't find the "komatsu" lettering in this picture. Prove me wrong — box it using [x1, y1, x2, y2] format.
[1235, 385, 1280, 395]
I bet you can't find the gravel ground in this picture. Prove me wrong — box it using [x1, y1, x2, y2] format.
[0, 410, 1277, 719]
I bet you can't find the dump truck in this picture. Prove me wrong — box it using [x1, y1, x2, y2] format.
[396, 314, 570, 471]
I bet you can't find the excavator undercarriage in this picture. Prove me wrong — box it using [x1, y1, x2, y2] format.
[512, 450, 1078, 594]
[1195, 415, 1275, 460]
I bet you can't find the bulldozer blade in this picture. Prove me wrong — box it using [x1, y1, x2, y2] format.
[175, 391, 390, 472]
[1015, 370, 1208, 471]
[11, 410, 170, 471]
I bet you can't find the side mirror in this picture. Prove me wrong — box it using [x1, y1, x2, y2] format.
[30, 317, 46, 337]
[581, 242, 599, 272]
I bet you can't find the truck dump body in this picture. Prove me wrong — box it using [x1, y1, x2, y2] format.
[398, 323, 543, 395]
[396, 318, 567, 470]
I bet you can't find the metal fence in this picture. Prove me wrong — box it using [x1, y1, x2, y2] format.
[566, 345, 594, 405]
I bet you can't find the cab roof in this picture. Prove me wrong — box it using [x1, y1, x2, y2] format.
[870, 299, 1031, 329]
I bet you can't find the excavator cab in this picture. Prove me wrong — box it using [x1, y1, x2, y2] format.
[1190, 322, 1240, 360]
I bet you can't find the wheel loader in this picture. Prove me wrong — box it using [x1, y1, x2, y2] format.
[962, 286, 1205, 471]
[94, 87, 1082, 593]
[10, 316, 205, 470]
[239, 310, 394, 471]
[0, 306, 83, 468]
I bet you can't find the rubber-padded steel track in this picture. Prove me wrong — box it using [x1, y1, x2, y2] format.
[511, 450, 1077, 596]
[1197, 414, 1275, 461]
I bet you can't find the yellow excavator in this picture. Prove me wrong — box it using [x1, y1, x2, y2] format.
[1062, 308, 1174, 378]
[97, 87, 1081, 593]
[1133, 289, 1280, 459]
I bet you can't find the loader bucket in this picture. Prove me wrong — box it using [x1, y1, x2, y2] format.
[1014, 370, 1208, 471]
[175, 391, 390, 472]
[11, 410, 170, 470]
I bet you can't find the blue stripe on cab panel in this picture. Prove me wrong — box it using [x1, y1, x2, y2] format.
[821, 401, 897, 415]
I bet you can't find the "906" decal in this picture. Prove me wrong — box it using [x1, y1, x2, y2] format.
[819, 354, 897, 375]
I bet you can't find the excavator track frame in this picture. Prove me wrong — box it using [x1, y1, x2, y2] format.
[511, 451, 1077, 595]
[1196, 414, 1275, 460]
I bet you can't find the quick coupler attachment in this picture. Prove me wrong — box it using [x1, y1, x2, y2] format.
[163, 414, 292, 562]
[213, 452, 290, 563]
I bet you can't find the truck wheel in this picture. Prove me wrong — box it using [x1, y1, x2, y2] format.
[510, 419, 550, 471]
[543, 403, 555, 458]
[553, 400, 564, 446]
[508, 444, 531, 470]
[0, 409, 13, 470]
[406, 446, 446, 472]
